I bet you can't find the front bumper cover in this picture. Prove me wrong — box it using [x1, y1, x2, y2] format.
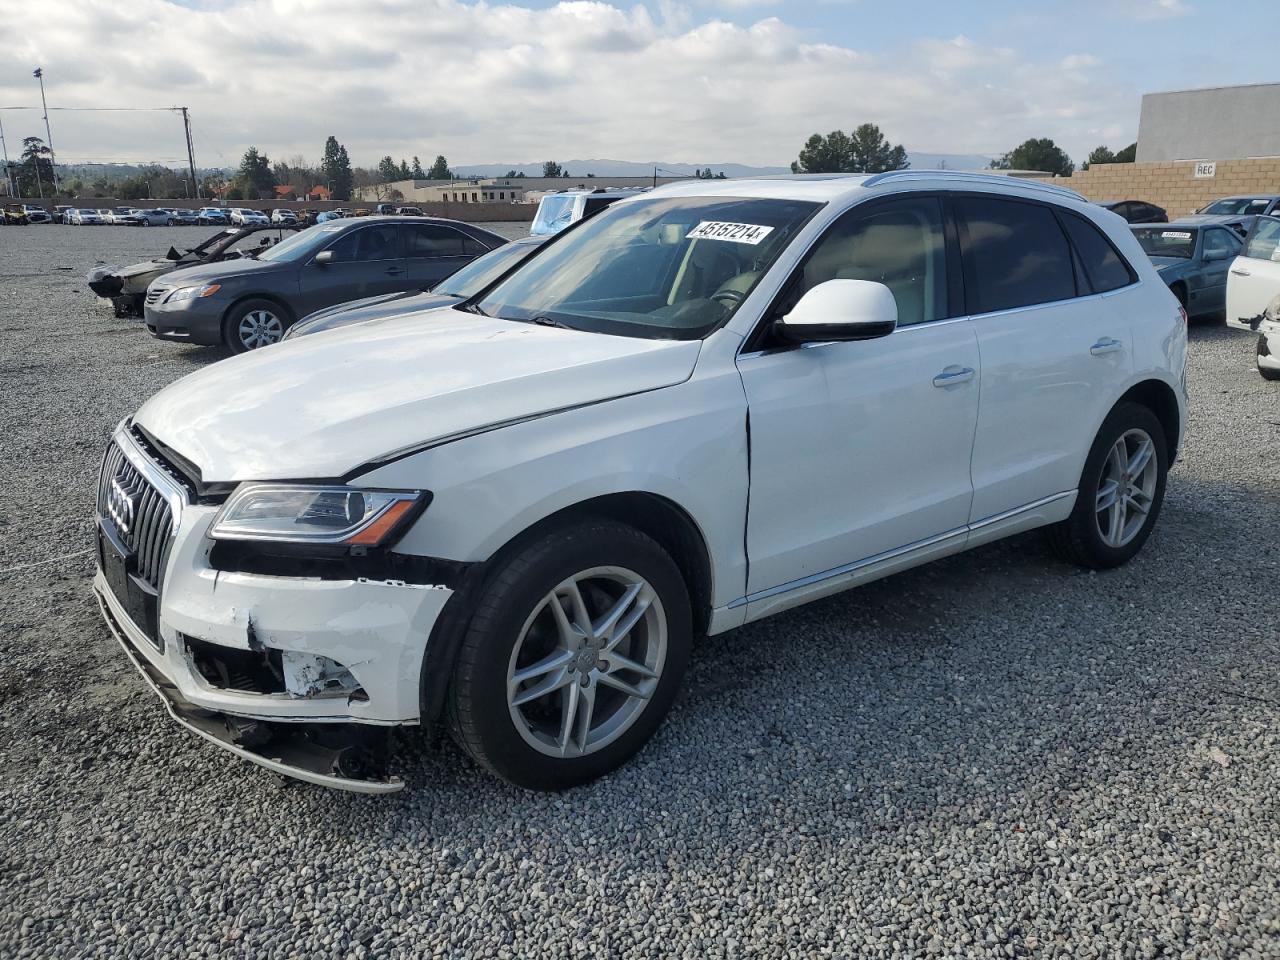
[97, 577, 405, 793]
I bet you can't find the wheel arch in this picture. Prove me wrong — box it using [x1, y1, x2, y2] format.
[220, 292, 297, 339]
[1115, 378, 1181, 463]
[417, 491, 713, 724]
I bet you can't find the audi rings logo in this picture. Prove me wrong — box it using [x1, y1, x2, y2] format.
[107, 477, 139, 535]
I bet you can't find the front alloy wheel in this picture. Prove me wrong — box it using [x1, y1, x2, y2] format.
[448, 520, 691, 789]
[507, 567, 666, 759]
[225, 298, 291, 353]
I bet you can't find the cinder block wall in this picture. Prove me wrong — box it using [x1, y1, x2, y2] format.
[1034, 157, 1280, 218]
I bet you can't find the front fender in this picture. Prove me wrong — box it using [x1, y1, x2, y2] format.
[357, 369, 750, 610]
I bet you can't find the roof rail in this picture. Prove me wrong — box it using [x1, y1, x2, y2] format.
[860, 169, 1084, 201]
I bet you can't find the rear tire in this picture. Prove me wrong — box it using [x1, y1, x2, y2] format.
[223, 298, 291, 353]
[447, 519, 691, 790]
[1045, 402, 1168, 569]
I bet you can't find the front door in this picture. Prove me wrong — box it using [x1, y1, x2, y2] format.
[1227, 216, 1280, 331]
[1196, 227, 1242, 315]
[297, 223, 407, 316]
[738, 195, 980, 601]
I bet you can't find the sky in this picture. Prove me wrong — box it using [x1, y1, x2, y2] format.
[0, 0, 1272, 172]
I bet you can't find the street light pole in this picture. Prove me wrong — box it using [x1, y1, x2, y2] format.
[32, 67, 60, 193]
[0, 113, 16, 198]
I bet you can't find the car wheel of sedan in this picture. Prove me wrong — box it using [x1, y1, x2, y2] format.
[224, 299, 290, 353]
[1045, 401, 1168, 569]
[448, 519, 691, 790]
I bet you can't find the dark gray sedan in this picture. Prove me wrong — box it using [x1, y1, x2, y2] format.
[1131, 218, 1244, 320]
[283, 235, 546, 341]
[144, 216, 507, 352]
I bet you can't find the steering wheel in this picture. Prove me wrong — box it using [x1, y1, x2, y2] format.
[712, 288, 745, 307]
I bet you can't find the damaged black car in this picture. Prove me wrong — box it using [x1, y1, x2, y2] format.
[87, 223, 305, 318]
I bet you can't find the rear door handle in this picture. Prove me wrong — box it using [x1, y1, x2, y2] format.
[932, 365, 975, 387]
[385, 267, 405, 276]
[1090, 337, 1123, 356]
[1230, 268, 1251, 277]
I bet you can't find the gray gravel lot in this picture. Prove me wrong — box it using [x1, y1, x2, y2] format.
[2, 223, 1279, 959]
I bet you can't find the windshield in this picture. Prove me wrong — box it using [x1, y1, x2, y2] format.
[477, 196, 821, 339]
[1133, 227, 1197, 259]
[256, 224, 346, 262]
[1201, 198, 1271, 215]
[531, 196, 578, 236]
[437, 241, 541, 296]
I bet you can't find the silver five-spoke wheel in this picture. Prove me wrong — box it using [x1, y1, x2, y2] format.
[238, 309, 284, 350]
[507, 566, 666, 759]
[1095, 428, 1157, 549]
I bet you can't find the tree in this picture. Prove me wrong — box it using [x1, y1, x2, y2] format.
[321, 135, 354, 200]
[232, 146, 277, 199]
[542, 161, 564, 178]
[1114, 142, 1137, 163]
[1084, 145, 1115, 170]
[377, 155, 400, 182]
[427, 155, 452, 180]
[410, 156, 426, 179]
[989, 138, 1074, 176]
[15, 137, 56, 197]
[790, 123, 909, 174]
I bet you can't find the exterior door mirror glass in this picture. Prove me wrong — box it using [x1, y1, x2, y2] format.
[774, 279, 898, 343]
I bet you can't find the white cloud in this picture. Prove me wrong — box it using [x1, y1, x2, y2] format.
[0, 0, 1128, 169]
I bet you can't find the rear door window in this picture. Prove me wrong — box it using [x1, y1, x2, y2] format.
[405, 223, 467, 258]
[1060, 213, 1135, 293]
[956, 196, 1076, 313]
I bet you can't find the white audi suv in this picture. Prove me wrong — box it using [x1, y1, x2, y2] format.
[93, 172, 1187, 792]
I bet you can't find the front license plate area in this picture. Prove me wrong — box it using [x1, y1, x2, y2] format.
[98, 520, 163, 651]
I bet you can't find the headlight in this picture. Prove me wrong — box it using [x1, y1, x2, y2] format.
[209, 484, 428, 546]
[164, 283, 221, 303]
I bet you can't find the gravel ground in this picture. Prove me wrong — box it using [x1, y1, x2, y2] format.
[2, 223, 1279, 959]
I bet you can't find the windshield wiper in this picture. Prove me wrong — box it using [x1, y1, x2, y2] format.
[528, 315, 573, 330]
[460, 302, 488, 317]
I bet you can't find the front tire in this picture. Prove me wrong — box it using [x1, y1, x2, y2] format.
[447, 519, 691, 790]
[1045, 402, 1168, 569]
[223, 298, 291, 353]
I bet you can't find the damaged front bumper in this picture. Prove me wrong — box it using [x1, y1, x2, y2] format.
[93, 491, 453, 792]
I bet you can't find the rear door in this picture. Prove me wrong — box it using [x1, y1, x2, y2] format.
[958, 195, 1136, 523]
[1227, 215, 1280, 331]
[403, 223, 488, 287]
[296, 222, 407, 315]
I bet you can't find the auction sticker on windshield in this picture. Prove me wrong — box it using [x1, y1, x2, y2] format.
[687, 221, 775, 245]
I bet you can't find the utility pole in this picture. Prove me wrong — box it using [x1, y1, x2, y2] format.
[0, 112, 16, 198]
[180, 107, 198, 200]
[32, 67, 60, 193]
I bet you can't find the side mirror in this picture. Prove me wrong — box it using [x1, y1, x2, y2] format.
[1204, 247, 1230, 261]
[774, 279, 898, 344]
[314, 250, 334, 266]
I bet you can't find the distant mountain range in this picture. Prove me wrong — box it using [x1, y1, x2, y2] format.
[452, 153, 995, 178]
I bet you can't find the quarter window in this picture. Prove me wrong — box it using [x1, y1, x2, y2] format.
[957, 197, 1075, 313]
[1060, 213, 1134, 293]
[782, 196, 948, 327]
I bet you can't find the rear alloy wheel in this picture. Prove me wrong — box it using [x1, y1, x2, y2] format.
[225, 298, 290, 353]
[448, 520, 690, 789]
[1045, 401, 1168, 569]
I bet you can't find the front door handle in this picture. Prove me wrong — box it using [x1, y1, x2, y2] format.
[932, 365, 975, 387]
[1230, 268, 1251, 277]
[385, 267, 405, 276]
[1090, 337, 1123, 356]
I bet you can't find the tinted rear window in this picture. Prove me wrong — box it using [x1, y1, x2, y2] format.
[957, 197, 1075, 313]
[1061, 213, 1134, 293]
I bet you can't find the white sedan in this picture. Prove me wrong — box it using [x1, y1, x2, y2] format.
[1225, 214, 1280, 381]
[69, 208, 104, 225]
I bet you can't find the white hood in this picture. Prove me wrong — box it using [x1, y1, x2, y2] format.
[135, 309, 701, 481]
